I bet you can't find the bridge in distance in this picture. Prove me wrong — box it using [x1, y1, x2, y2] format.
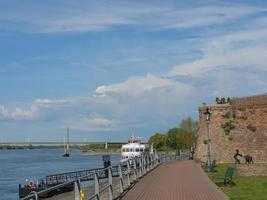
[0, 141, 126, 147]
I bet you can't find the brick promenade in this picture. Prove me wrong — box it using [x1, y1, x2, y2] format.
[121, 160, 229, 200]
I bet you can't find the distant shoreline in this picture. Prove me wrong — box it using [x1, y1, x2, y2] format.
[0, 146, 121, 154]
[0, 146, 80, 150]
[81, 151, 121, 155]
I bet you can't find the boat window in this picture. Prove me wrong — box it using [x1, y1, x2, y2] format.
[130, 148, 133, 152]
[140, 148, 144, 152]
[136, 148, 140, 152]
[126, 148, 129, 152]
[122, 148, 125, 152]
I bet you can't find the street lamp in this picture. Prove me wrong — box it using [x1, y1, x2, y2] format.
[204, 107, 212, 171]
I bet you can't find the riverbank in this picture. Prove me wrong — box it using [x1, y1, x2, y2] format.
[0, 145, 82, 150]
[81, 151, 121, 155]
[0, 146, 121, 156]
[81, 143, 122, 155]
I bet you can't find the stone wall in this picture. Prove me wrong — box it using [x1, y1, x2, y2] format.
[230, 94, 267, 108]
[195, 94, 267, 164]
[236, 164, 267, 176]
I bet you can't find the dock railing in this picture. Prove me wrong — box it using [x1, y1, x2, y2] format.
[20, 152, 187, 200]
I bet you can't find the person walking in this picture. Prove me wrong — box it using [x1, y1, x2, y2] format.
[234, 149, 243, 164]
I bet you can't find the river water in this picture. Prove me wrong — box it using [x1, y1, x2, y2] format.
[0, 149, 120, 200]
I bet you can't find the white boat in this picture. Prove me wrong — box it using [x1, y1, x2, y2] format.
[120, 136, 147, 163]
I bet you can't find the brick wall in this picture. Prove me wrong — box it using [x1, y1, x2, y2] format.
[195, 94, 267, 164]
[230, 94, 267, 108]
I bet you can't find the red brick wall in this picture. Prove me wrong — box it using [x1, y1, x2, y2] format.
[195, 97, 267, 163]
[230, 94, 267, 108]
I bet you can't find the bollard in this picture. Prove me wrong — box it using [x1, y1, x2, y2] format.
[143, 156, 146, 174]
[137, 157, 140, 177]
[147, 156, 150, 171]
[151, 155, 154, 168]
[140, 157, 143, 176]
[146, 156, 150, 171]
[133, 159, 137, 181]
[118, 163, 124, 193]
[127, 160, 131, 186]
[137, 157, 141, 177]
[140, 156, 143, 176]
[108, 167, 113, 200]
[74, 180, 81, 200]
[143, 156, 147, 174]
[29, 192, 38, 200]
[94, 172, 100, 200]
[102, 155, 111, 178]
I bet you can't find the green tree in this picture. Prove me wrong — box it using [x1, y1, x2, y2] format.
[179, 117, 199, 136]
[166, 128, 196, 149]
[216, 97, 220, 104]
[148, 133, 166, 150]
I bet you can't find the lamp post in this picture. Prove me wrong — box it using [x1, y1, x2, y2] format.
[204, 107, 212, 171]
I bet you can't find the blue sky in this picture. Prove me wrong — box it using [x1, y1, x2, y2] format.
[1, 0, 267, 142]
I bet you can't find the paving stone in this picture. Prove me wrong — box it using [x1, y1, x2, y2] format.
[121, 160, 229, 200]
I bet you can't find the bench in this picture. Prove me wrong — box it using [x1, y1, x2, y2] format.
[218, 166, 234, 186]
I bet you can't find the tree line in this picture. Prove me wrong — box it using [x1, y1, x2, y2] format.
[81, 143, 122, 152]
[148, 117, 198, 150]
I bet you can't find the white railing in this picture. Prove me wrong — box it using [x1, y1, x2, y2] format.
[20, 153, 184, 200]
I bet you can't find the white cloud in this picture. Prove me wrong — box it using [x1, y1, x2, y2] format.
[0, 105, 9, 119]
[0, 1, 170, 33]
[169, 28, 267, 77]
[34, 98, 77, 106]
[159, 6, 265, 29]
[92, 73, 195, 126]
[0, 105, 38, 120]
[11, 106, 38, 120]
[0, 2, 264, 33]
[66, 117, 118, 132]
[95, 74, 176, 97]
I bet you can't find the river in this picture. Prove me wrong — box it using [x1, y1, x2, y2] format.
[0, 149, 121, 200]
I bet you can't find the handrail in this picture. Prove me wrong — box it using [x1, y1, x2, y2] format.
[20, 152, 185, 200]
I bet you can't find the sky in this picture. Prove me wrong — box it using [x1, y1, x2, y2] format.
[0, 0, 267, 142]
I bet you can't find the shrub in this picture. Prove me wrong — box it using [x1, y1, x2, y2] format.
[221, 112, 231, 119]
[221, 122, 235, 135]
[232, 113, 236, 119]
[247, 124, 257, 132]
[238, 107, 246, 112]
[250, 109, 256, 114]
[240, 115, 247, 120]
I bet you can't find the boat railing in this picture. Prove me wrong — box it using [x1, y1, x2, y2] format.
[20, 152, 187, 200]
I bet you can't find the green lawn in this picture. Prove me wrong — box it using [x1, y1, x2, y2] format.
[204, 164, 267, 200]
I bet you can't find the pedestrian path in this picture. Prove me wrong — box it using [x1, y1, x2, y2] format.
[121, 160, 229, 200]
